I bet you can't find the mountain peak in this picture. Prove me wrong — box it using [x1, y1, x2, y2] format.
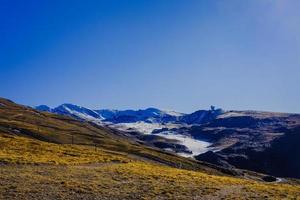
[35, 105, 52, 112]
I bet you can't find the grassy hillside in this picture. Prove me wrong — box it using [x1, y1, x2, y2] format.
[1, 133, 300, 199]
[0, 98, 300, 199]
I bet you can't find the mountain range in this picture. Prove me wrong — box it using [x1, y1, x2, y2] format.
[35, 104, 222, 124]
[35, 103, 300, 179]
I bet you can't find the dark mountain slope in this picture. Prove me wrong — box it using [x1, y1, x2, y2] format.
[193, 111, 300, 178]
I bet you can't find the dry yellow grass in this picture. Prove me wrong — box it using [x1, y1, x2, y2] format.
[0, 162, 299, 200]
[0, 134, 130, 165]
[0, 134, 299, 200]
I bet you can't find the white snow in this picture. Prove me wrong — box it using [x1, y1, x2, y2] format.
[155, 132, 212, 157]
[110, 122, 212, 157]
[162, 110, 184, 117]
[63, 106, 103, 121]
[110, 122, 181, 134]
[58, 104, 211, 158]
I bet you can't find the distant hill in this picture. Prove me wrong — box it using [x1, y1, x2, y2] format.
[193, 111, 300, 178]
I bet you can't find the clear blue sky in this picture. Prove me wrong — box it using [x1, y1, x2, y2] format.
[0, 0, 299, 113]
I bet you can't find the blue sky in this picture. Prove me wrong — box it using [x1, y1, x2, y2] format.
[0, 0, 299, 113]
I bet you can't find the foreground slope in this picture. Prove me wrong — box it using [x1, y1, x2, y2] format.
[1, 134, 300, 200]
[1, 98, 300, 199]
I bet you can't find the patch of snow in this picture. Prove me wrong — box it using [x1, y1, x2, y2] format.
[156, 132, 212, 157]
[110, 121, 212, 157]
[275, 178, 285, 183]
[63, 106, 102, 121]
[163, 110, 184, 117]
[110, 122, 181, 134]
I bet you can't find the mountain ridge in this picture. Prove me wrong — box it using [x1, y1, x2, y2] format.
[35, 103, 223, 125]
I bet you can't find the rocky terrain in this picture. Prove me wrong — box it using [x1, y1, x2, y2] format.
[191, 111, 300, 178]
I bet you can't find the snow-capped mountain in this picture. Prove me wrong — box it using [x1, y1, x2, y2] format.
[52, 104, 103, 121]
[35, 104, 187, 124]
[35, 103, 222, 125]
[97, 107, 184, 123]
[35, 104, 223, 157]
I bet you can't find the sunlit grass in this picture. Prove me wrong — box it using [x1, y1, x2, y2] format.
[0, 134, 299, 199]
[0, 134, 130, 164]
